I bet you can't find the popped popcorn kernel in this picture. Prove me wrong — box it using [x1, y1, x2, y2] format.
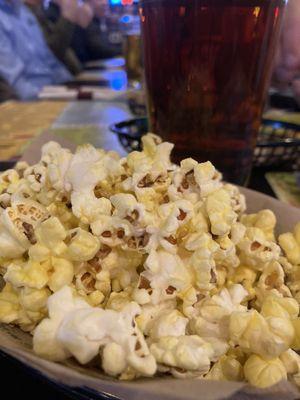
[244, 354, 287, 388]
[279, 228, 300, 266]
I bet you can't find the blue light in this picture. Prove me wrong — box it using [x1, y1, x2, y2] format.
[110, 0, 121, 5]
[120, 14, 132, 23]
[100, 70, 128, 91]
[110, 70, 128, 91]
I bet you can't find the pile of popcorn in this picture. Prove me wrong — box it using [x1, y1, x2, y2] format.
[0, 134, 300, 388]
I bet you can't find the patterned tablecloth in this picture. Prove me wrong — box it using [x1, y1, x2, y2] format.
[0, 101, 67, 160]
[0, 99, 132, 161]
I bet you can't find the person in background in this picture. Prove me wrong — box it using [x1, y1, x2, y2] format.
[0, 0, 72, 100]
[25, 0, 94, 74]
[71, 0, 123, 63]
[275, 0, 300, 103]
[46, 0, 122, 64]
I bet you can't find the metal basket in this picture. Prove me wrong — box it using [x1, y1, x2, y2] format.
[110, 118, 300, 169]
[110, 117, 146, 153]
[255, 119, 300, 169]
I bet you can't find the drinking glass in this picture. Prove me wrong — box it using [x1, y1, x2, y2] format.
[140, 0, 286, 184]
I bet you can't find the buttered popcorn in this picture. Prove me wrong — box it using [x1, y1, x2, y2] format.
[0, 134, 300, 388]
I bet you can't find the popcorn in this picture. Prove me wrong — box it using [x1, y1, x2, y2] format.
[279, 223, 300, 265]
[0, 192, 11, 211]
[244, 354, 287, 388]
[106, 290, 132, 311]
[24, 164, 47, 193]
[20, 286, 50, 313]
[33, 287, 157, 377]
[15, 161, 29, 175]
[229, 222, 246, 244]
[28, 244, 50, 262]
[291, 318, 300, 351]
[102, 343, 127, 376]
[47, 257, 74, 292]
[34, 216, 67, 256]
[286, 260, 300, 304]
[46, 202, 78, 230]
[214, 235, 240, 268]
[228, 265, 257, 300]
[4, 260, 49, 290]
[237, 227, 281, 270]
[150, 335, 214, 376]
[255, 261, 292, 306]
[205, 354, 243, 381]
[280, 349, 300, 387]
[188, 233, 219, 291]
[65, 145, 119, 224]
[33, 286, 86, 361]
[142, 249, 192, 303]
[0, 283, 49, 330]
[192, 161, 221, 197]
[136, 300, 177, 335]
[179, 286, 198, 318]
[241, 209, 276, 241]
[67, 228, 100, 262]
[10, 180, 35, 205]
[41, 141, 72, 192]
[87, 290, 104, 307]
[188, 203, 209, 233]
[223, 184, 246, 215]
[142, 134, 173, 170]
[152, 199, 194, 250]
[0, 199, 49, 258]
[0, 134, 299, 389]
[0, 170, 20, 200]
[206, 189, 237, 236]
[189, 285, 247, 342]
[148, 310, 188, 339]
[110, 193, 145, 222]
[261, 295, 299, 320]
[229, 309, 295, 359]
[0, 283, 20, 324]
[203, 284, 246, 315]
[295, 223, 300, 244]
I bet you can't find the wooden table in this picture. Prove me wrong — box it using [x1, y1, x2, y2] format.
[0, 101, 67, 160]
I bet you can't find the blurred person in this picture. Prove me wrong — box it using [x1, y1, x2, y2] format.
[25, 0, 94, 75]
[275, 0, 300, 103]
[0, 0, 72, 100]
[72, 0, 123, 62]
[46, 0, 122, 63]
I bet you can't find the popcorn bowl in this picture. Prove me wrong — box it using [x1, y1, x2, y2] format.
[0, 186, 300, 400]
[1, 131, 300, 399]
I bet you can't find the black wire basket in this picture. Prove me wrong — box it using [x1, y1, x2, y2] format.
[110, 118, 300, 169]
[255, 119, 300, 169]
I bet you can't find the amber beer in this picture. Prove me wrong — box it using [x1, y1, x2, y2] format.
[140, 0, 286, 184]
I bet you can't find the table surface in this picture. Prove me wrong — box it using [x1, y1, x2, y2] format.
[0, 101, 67, 160]
[0, 64, 298, 399]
